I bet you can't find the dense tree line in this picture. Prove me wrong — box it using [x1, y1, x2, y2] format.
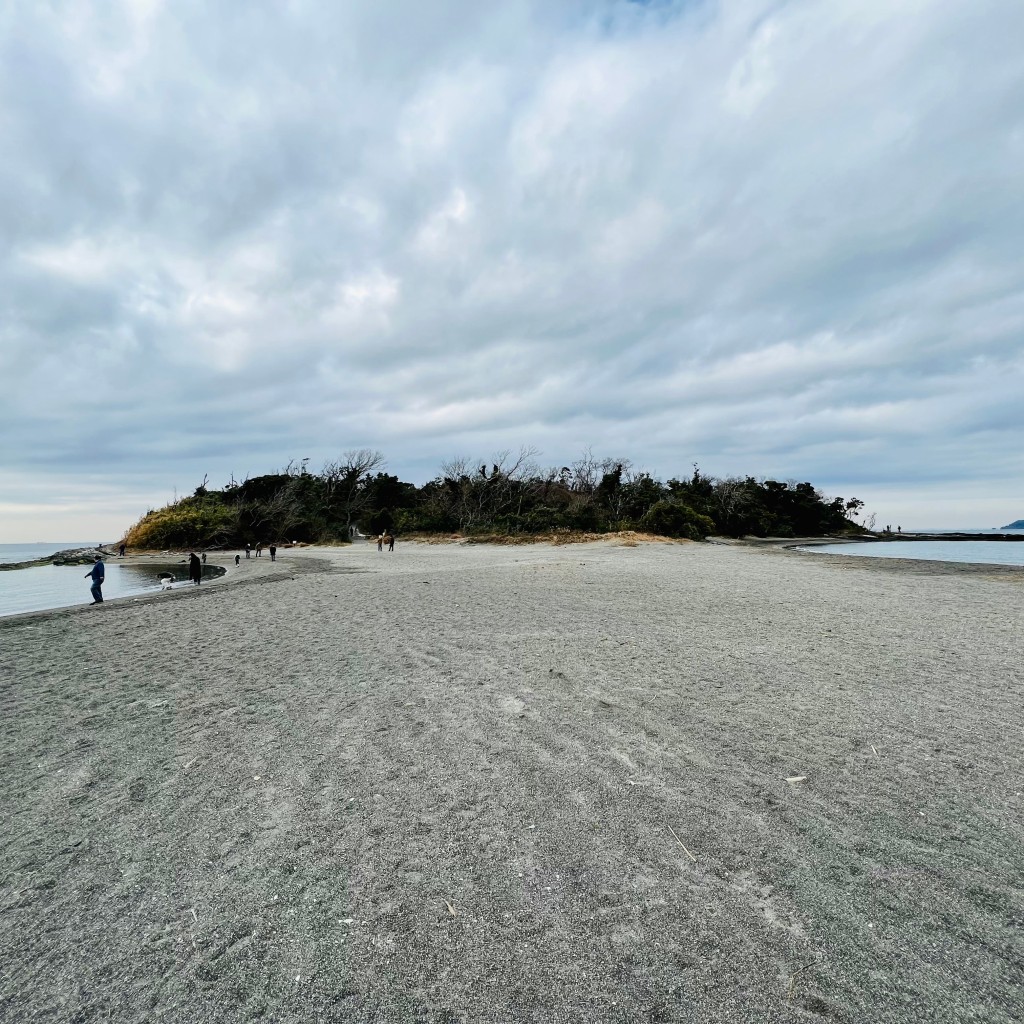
[122, 448, 867, 549]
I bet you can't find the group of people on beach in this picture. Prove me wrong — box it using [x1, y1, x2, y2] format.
[86, 540, 283, 605]
[86, 548, 207, 605]
[243, 542, 277, 561]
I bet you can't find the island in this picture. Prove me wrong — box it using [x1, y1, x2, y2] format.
[119, 456, 872, 550]
[1001, 520, 1024, 529]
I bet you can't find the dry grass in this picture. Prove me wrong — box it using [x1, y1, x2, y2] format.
[399, 530, 687, 547]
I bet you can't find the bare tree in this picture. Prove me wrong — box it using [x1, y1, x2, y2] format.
[321, 449, 385, 533]
[486, 447, 539, 524]
[568, 449, 633, 492]
[439, 447, 539, 530]
[710, 477, 750, 528]
[440, 456, 473, 481]
[246, 484, 304, 540]
[569, 448, 601, 493]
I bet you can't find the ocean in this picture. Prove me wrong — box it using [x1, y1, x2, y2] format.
[0, 542, 100, 565]
[799, 532, 1024, 567]
[0, 545, 225, 617]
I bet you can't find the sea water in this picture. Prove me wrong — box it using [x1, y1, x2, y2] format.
[800, 535, 1024, 568]
[0, 555, 225, 617]
[0, 542, 99, 565]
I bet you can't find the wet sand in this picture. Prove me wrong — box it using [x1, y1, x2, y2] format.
[1, 540, 1021, 1022]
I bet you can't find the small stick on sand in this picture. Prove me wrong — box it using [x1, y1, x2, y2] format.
[442, 899, 457, 917]
[871, 745, 879, 756]
[787, 959, 821, 1002]
[667, 824, 697, 862]
[786, 776, 806, 783]
[190, 908, 198, 923]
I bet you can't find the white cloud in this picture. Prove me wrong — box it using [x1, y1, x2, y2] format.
[1, 0, 1022, 539]
[412, 187, 472, 256]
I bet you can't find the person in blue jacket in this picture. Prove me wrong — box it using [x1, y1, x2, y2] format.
[84, 555, 105, 604]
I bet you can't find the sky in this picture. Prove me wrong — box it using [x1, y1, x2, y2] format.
[2, 0, 1023, 541]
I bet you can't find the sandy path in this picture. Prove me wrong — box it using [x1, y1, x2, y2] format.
[1, 540, 1021, 1023]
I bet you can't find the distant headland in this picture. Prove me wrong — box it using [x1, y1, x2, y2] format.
[1001, 520, 1024, 529]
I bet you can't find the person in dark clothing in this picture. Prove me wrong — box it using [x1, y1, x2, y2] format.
[118, 543, 126, 557]
[269, 544, 277, 562]
[245, 543, 251, 559]
[235, 554, 241, 566]
[201, 552, 207, 564]
[188, 552, 202, 585]
[85, 556, 105, 604]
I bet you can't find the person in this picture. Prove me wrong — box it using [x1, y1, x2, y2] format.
[118, 543, 126, 557]
[256, 543, 263, 557]
[188, 552, 202, 585]
[235, 553, 241, 566]
[388, 533, 395, 552]
[245, 543, 251, 559]
[269, 544, 277, 562]
[377, 534, 384, 552]
[84, 555, 105, 604]
[201, 552, 207, 564]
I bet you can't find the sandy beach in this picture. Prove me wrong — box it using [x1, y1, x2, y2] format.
[1, 539, 1021, 1023]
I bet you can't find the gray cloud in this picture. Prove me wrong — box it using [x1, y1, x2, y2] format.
[2, 0, 1023, 537]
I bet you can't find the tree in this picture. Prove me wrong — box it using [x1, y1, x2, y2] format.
[321, 449, 385, 534]
[641, 501, 716, 540]
[708, 477, 760, 536]
[121, 447, 867, 546]
[241, 482, 305, 542]
[363, 473, 419, 534]
[616, 472, 666, 524]
[437, 447, 539, 531]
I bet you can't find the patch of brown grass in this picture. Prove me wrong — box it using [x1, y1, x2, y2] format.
[399, 533, 467, 545]
[603, 530, 686, 546]
[401, 530, 688, 547]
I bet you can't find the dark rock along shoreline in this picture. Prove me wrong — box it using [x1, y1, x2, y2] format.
[0, 547, 104, 571]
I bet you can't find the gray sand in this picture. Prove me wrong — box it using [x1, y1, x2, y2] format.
[1, 540, 1021, 1022]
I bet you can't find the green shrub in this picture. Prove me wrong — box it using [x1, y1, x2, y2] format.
[124, 498, 239, 549]
[640, 500, 715, 540]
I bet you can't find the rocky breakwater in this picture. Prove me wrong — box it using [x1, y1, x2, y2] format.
[0, 548, 105, 572]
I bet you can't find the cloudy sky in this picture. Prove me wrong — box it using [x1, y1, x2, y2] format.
[2, 0, 1023, 540]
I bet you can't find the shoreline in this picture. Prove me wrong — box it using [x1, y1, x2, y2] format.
[0, 552, 263, 624]
[3, 536, 1024, 626]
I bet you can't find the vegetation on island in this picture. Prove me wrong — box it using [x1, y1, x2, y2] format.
[122, 449, 869, 550]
